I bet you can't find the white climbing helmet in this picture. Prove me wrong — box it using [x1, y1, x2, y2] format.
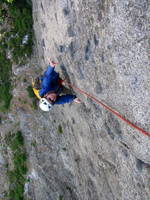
[39, 98, 52, 112]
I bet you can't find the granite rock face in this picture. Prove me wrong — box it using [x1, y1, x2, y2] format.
[28, 0, 150, 199]
[0, 0, 150, 200]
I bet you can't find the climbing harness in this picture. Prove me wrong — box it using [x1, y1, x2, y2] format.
[63, 80, 150, 138]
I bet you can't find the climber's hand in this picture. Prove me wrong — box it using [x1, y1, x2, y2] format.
[73, 98, 81, 104]
[48, 58, 57, 67]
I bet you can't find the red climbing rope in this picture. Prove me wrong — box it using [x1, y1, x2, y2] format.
[63, 80, 150, 138]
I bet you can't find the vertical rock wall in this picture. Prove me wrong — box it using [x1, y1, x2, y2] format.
[21, 0, 150, 199]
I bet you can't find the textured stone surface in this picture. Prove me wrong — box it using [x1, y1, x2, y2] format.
[29, 0, 150, 199]
[0, 0, 150, 200]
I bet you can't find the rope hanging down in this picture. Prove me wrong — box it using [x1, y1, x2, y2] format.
[63, 81, 150, 138]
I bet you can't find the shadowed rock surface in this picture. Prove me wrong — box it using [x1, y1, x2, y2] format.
[0, 0, 150, 200]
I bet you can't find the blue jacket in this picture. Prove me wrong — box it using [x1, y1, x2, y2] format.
[39, 65, 76, 105]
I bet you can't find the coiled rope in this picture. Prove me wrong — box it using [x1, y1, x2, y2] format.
[63, 80, 150, 138]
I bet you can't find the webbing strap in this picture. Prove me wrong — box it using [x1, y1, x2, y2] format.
[64, 81, 150, 138]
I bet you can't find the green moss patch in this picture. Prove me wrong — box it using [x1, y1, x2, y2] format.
[57, 125, 63, 135]
[6, 131, 28, 200]
[0, 0, 33, 111]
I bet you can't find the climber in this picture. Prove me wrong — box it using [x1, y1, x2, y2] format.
[32, 59, 81, 111]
